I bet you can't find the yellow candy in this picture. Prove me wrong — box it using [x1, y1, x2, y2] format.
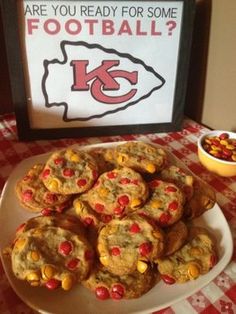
[48, 179, 60, 191]
[99, 187, 109, 197]
[74, 200, 84, 214]
[41, 264, 57, 280]
[150, 199, 162, 209]
[14, 238, 26, 250]
[189, 247, 204, 256]
[117, 153, 127, 164]
[220, 139, 228, 146]
[186, 176, 194, 186]
[99, 256, 109, 266]
[130, 198, 142, 209]
[137, 260, 148, 273]
[187, 263, 200, 279]
[209, 150, 219, 157]
[65, 149, 74, 158]
[211, 145, 221, 151]
[145, 163, 156, 173]
[70, 153, 80, 162]
[205, 138, 212, 145]
[226, 144, 235, 150]
[27, 272, 40, 286]
[27, 250, 40, 262]
[61, 274, 74, 291]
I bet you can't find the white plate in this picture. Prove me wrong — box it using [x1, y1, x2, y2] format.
[0, 142, 233, 314]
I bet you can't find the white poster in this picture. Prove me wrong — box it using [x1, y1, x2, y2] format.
[22, 1, 184, 129]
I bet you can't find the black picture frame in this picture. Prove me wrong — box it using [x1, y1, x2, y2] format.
[0, 0, 195, 140]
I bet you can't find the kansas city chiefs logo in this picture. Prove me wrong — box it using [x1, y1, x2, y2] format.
[42, 41, 165, 121]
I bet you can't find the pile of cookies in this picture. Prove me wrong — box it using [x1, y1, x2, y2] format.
[6, 141, 218, 300]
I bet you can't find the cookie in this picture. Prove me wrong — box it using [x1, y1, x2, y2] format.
[164, 220, 188, 256]
[14, 214, 86, 241]
[184, 180, 216, 219]
[157, 227, 218, 284]
[104, 141, 167, 174]
[15, 163, 71, 213]
[160, 165, 194, 201]
[41, 148, 98, 194]
[11, 225, 94, 290]
[138, 179, 185, 227]
[97, 214, 164, 276]
[82, 263, 158, 300]
[85, 167, 149, 216]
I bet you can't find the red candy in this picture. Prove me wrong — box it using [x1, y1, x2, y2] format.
[54, 157, 65, 166]
[149, 180, 160, 188]
[66, 258, 80, 270]
[41, 168, 50, 178]
[129, 223, 141, 233]
[110, 284, 125, 300]
[118, 195, 129, 206]
[58, 241, 73, 256]
[100, 214, 113, 223]
[77, 178, 87, 187]
[168, 201, 178, 211]
[95, 203, 105, 212]
[159, 212, 171, 225]
[95, 286, 110, 300]
[41, 207, 53, 216]
[113, 206, 125, 215]
[111, 247, 121, 256]
[22, 190, 33, 202]
[139, 242, 153, 256]
[107, 171, 117, 179]
[83, 217, 94, 226]
[161, 274, 176, 285]
[165, 186, 177, 193]
[219, 133, 229, 140]
[119, 177, 131, 184]
[63, 168, 75, 177]
[45, 278, 60, 290]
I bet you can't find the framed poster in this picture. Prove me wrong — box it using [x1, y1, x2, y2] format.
[0, 0, 195, 140]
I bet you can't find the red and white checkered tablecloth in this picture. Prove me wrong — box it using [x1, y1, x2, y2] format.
[0, 113, 235, 314]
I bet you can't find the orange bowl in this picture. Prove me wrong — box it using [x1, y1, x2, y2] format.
[198, 130, 236, 177]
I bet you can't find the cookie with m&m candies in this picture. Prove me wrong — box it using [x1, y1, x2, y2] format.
[104, 141, 167, 174]
[137, 179, 185, 228]
[97, 214, 164, 276]
[11, 225, 94, 291]
[85, 167, 149, 217]
[41, 148, 98, 194]
[15, 163, 72, 214]
[13, 213, 87, 244]
[82, 262, 158, 300]
[156, 226, 218, 284]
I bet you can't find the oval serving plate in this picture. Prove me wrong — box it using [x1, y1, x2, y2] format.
[0, 141, 233, 314]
